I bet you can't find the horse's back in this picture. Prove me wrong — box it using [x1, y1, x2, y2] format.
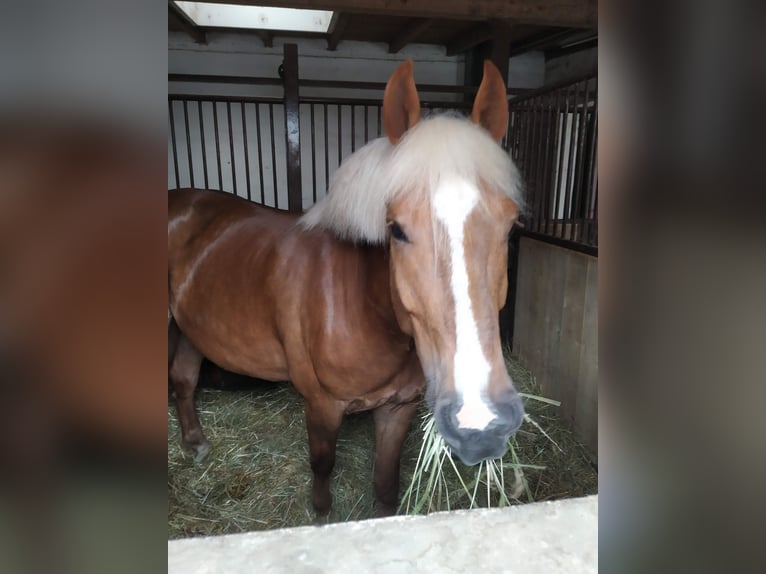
[168, 188, 298, 379]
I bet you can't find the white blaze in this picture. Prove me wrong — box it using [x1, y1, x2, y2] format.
[433, 176, 495, 431]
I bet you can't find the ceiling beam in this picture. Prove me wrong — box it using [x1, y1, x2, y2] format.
[508, 28, 577, 57]
[446, 23, 493, 56]
[326, 12, 350, 50]
[168, 2, 207, 44]
[388, 18, 433, 54]
[195, 0, 597, 28]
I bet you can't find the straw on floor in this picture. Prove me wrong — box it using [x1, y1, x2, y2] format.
[168, 355, 597, 539]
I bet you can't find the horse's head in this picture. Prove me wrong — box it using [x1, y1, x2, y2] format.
[383, 60, 524, 465]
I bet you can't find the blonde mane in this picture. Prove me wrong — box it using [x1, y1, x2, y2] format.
[299, 114, 523, 244]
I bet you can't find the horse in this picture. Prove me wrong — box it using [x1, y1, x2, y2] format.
[168, 59, 525, 519]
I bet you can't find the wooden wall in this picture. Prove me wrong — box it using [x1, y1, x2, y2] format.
[513, 236, 598, 458]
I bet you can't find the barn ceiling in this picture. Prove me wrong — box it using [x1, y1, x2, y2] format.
[168, 1, 597, 58]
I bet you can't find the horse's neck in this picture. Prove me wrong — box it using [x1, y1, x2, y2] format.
[358, 244, 409, 340]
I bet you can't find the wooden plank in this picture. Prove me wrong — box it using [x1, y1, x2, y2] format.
[575, 256, 598, 457]
[388, 18, 433, 53]
[282, 44, 303, 212]
[197, 1, 597, 28]
[556, 245, 588, 426]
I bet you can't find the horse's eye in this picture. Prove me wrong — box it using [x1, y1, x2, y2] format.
[389, 222, 409, 243]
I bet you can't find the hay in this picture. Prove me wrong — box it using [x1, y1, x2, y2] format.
[168, 355, 597, 539]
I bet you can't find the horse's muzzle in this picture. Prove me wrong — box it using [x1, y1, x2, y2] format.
[433, 392, 524, 466]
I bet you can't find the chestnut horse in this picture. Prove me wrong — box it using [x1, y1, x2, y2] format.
[168, 60, 524, 518]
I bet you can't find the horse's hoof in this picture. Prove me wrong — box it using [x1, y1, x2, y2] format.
[184, 440, 210, 463]
[313, 510, 332, 526]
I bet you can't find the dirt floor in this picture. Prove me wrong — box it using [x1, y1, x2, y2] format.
[168, 356, 597, 539]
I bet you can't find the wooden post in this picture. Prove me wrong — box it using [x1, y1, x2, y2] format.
[283, 43, 303, 212]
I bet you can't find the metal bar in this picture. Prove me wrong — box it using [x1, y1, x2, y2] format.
[169, 75, 533, 95]
[169, 94, 282, 104]
[351, 104, 356, 151]
[580, 87, 598, 245]
[377, 105, 382, 137]
[508, 72, 597, 106]
[283, 43, 303, 213]
[310, 104, 317, 204]
[337, 104, 342, 166]
[269, 103, 278, 208]
[530, 96, 546, 233]
[323, 103, 329, 194]
[212, 102, 223, 190]
[519, 229, 598, 257]
[551, 86, 570, 239]
[197, 101, 209, 188]
[227, 101, 237, 195]
[169, 73, 281, 86]
[169, 101, 180, 188]
[365, 109, 371, 142]
[241, 102, 251, 201]
[540, 92, 556, 236]
[183, 100, 194, 187]
[562, 83, 580, 236]
[569, 78, 590, 242]
[255, 103, 265, 204]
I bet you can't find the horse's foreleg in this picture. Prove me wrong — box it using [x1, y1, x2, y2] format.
[169, 333, 209, 463]
[372, 401, 419, 516]
[304, 397, 344, 522]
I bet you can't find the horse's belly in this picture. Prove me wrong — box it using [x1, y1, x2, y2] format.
[171, 268, 290, 382]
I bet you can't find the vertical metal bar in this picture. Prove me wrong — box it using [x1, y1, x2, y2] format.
[323, 103, 329, 194]
[282, 43, 302, 212]
[337, 104, 342, 165]
[269, 103, 278, 208]
[519, 103, 534, 223]
[254, 103, 265, 203]
[183, 100, 194, 187]
[529, 97, 545, 233]
[310, 104, 317, 204]
[540, 92, 556, 236]
[212, 102, 223, 190]
[377, 105, 382, 137]
[351, 104, 356, 151]
[241, 102, 251, 201]
[580, 83, 598, 244]
[226, 102, 237, 195]
[570, 79, 591, 242]
[534, 96, 548, 233]
[169, 100, 180, 188]
[198, 101, 209, 189]
[364, 105, 369, 144]
[552, 86, 570, 239]
[562, 83, 581, 238]
[589, 183, 598, 246]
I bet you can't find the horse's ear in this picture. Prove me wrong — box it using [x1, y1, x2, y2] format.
[470, 60, 509, 142]
[383, 60, 421, 145]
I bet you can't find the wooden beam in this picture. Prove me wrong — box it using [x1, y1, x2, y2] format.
[195, 0, 597, 28]
[326, 12, 350, 50]
[508, 28, 577, 57]
[388, 18, 433, 54]
[168, 2, 206, 44]
[446, 23, 493, 56]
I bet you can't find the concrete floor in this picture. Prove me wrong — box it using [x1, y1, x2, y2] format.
[168, 495, 597, 573]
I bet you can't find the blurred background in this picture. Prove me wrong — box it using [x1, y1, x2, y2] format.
[1, 0, 765, 572]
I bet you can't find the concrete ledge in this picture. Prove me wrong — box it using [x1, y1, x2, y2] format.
[168, 495, 597, 573]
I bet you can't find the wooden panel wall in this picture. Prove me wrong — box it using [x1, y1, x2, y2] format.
[513, 236, 597, 458]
